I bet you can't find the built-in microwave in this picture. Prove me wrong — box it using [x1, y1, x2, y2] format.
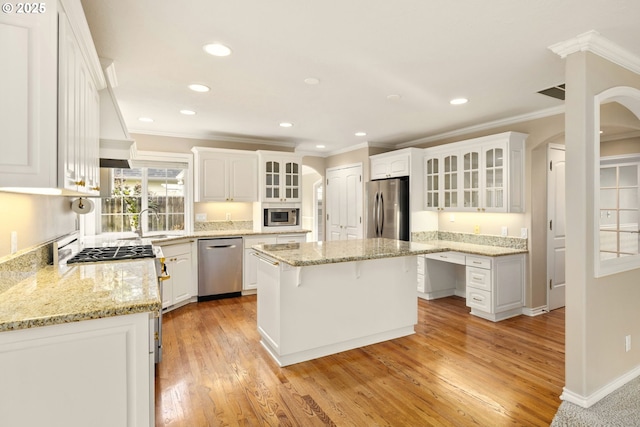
[264, 208, 299, 227]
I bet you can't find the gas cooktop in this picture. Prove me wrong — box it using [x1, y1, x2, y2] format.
[66, 245, 155, 264]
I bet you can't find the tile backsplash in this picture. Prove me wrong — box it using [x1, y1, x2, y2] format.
[194, 220, 253, 232]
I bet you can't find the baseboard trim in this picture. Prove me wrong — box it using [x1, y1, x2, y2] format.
[522, 306, 548, 317]
[560, 365, 640, 408]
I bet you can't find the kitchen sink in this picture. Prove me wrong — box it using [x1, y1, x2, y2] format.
[117, 234, 182, 241]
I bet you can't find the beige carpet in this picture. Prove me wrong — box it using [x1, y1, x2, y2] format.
[551, 376, 640, 426]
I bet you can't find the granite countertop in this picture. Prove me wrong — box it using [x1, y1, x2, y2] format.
[420, 240, 529, 256]
[84, 229, 310, 246]
[0, 258, 161, 332]
[253, 237, 528, 267]
[253, 238, 444, 267]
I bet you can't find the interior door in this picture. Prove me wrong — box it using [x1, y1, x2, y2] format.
[325, 164, 363, 241]
[547, 144, 566, 310]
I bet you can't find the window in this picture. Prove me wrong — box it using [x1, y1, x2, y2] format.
[101, 165, 186, 234]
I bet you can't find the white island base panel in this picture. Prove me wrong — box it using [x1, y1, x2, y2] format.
[257, 255, 418, 367]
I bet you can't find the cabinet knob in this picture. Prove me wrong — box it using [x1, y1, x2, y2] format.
[91, 186, 100, 191]
[75, 180, 86, 187]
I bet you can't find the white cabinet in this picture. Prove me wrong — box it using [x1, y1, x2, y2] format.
[0, 0, 104, 194]
[424, 151, 460, 211]
[423, 132, 527, 213]
[370, 152, 410, 179]
[159, 241, 195, 310]
[243, 235, 278, 291]
[0, 4, 58, 189]
[465, 253, 526, 322]
[257, 151, 302, 202]
[58, 5, 102, 195]
[0, 312, 153, 426]
[192, 147, 258, 202]
[243, 233, 307, 291]
[417, 251, 526, 322]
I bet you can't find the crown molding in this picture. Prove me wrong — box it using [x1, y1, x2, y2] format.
[128, 129, 296, 148]
[548, 30, 640, 75]
[395, 105, 565, 148]
[324, 141, 395, 157]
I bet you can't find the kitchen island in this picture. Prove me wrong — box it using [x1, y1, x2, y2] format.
[252, 238, 441, 366]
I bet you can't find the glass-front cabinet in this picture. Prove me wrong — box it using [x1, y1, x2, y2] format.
[423, 132, 527, 213]
[258, 151, 302, 203]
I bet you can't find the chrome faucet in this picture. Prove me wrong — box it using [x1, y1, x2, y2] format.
[135, 208, 159, 238]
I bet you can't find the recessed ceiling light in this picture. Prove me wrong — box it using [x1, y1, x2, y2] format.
[279, 122, 293, 128]
[450, 98, 468, 105]
[188, 84, 210, 93]
[138, 117, 154, 123]
[387, 94, 402, 101]
[203, 43, 232, 57]
[180, 109, 196, 115]
[304, 77, 320, 85]
[355, 132, 367, 137]
[316, 145, 326, 149]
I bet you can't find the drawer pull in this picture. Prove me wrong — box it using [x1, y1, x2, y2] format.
[473, 261, 482, 264]
[440, 255, 448, 258]
[473, 297, 482, 301]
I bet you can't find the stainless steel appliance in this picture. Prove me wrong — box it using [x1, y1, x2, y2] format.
[198, 238, 243, 300]
[264, 207, 299, 227]
[366, 176, 410, 241]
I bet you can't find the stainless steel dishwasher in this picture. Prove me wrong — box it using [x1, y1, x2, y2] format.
[198, 237, 243, 301]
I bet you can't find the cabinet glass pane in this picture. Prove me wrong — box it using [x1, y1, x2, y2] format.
[486, 169, 494, 187]
[274, 175, 279, 186]
[472, 191, 478, 207]
[496, 189, 504, 208]
[495, 168, 503, 188]
[434, 175, 439, 189]
[274, 188, 279, 198]
[286, 163, 291, 174]
[620, 188, 638, 209]
[427, 160, 433, 174]
[452, 174, 457, 189]
[464, 154, 471, 169]
[472, 171, 478, 188]
[434, 159, 439, 173]
[286, 175, 291, 186]
[293, 163, 298, 173]
[444, 193, 450, 206]
[266, 188, 272, 198]
[464, 172, 471, 188]
[292, 188, 298, 198]
[486, 190, 494, 208]
[601, 167, 616, 187]
[451, 192, 457, 206]
[486, 149, 494, 168]
[495, 148, 503, 167]
[293, 175, 298, 186]
[472, 153, 478, 169]
[274, 163, 280, 173]
[266, 162, 273, 173]
[444, 174, 450, 189]
[266, 175, 272, 186]
[620, 165, 638, 186]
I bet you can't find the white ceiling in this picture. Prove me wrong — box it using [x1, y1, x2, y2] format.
[80, 0, 640, 155]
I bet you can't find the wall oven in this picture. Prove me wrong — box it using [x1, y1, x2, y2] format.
[264, 208, 299, 227]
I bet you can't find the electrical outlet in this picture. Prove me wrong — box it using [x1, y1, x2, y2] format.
[501, 226, 508, 237]
[226, 212, 231, 221]
[626, 335, 632, 352]
[474, 225, 480, 234]
[195, 213, 207, 222]
[10, 231, 17, 254]
[449, 214, 455, 222]
[521, 227, 528, 239]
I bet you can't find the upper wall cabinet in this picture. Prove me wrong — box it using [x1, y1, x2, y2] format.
[0, 0, 105, 194]
[192, 147, 258, 202]
[257, 151, 302, 203]
[370, 152, 410, 179]
[424, 132, 527, 213]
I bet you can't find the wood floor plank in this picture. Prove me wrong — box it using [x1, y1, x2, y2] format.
[156, 295, 564, 426]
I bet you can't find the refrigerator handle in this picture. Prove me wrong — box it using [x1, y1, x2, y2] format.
[379, 193, 384, 236]
[374, 192, 379, 236]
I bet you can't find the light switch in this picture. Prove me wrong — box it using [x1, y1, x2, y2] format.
[501, 226, 508, 237]
[195, 213, 207, 222]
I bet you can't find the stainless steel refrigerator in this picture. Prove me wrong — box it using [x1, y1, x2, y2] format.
[365, 176, 410, 241]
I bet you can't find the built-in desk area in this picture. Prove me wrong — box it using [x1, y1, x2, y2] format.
[415, 240, 527, 322]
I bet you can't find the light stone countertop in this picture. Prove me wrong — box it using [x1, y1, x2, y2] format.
[0, 258, 161, 332]
[253, 238, 528, 267]
[253, 238, 444, 267]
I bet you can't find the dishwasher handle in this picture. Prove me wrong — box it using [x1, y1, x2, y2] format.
[204, 244, 237, 249]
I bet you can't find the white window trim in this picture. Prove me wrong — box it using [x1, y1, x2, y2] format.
[593, 86, 640, 278]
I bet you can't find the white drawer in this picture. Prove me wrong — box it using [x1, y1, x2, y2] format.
[466, 266, 492, 291]
[466, 288, 492, 312]
[276, 234, 306, 244]
[417, 256, 425, 274]
[243, 235, 278, 249]
[425, 251, 466, 265]
[466, 255, 492, 269]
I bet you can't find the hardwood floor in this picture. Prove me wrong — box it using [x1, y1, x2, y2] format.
[156, 296, 565, 426]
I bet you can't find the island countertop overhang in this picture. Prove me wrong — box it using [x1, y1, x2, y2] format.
[252, 237, 529, 267]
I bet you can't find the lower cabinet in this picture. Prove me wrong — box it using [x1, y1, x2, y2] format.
[243, 234, 307, 291]
[160, 241, 195, 310]
[465, 254, 525, 322]
[0, 313, 154, 427]
[417, 251, 526, 322]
